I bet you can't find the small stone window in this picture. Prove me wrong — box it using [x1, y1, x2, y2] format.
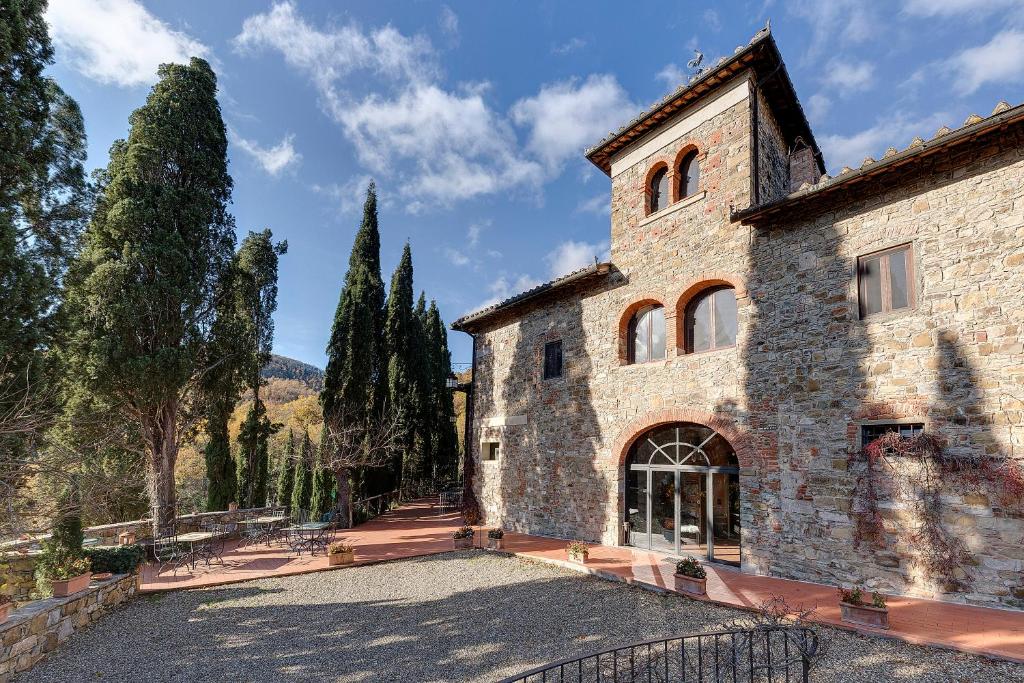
[685, 287, 737, 353]
[861, 423, 923, 448]
[858, 244, 914, 317]
[677, 150, 700, 199]
[543, 340, 562, 379]
[481, 442, 500, 462]
[648, 167, 670, 214]
[628, 305, 666, 363]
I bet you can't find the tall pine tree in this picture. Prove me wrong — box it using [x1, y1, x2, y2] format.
[275, 428, 296, 507]
[65, 58, 236, 533]
[424, 300, 459, 483]
[290, 430, 314, 515]
[321, 183, 386, 522]
[384, 244, 419, 494]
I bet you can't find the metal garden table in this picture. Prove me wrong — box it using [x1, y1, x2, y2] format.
[176, 531, 220, 570]
[282, 522, 330, 556]
[238, 515, 290, 547]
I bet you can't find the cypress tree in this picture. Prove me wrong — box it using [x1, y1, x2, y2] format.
[235, 398, 277, 507]
[384, 244, 418, 493]
[64, 58, 236, 533]
[290, 431, 314, 515]
[309, 437, 336, 519]
[275, 428, 296, 508]
[321, 183, 386, 519]
[425, 300, 459, 483]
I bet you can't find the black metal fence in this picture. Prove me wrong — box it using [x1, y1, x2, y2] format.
[500, 626, 818, 683]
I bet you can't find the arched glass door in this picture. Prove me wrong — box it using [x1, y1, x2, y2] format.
[624, 423, 740, 565]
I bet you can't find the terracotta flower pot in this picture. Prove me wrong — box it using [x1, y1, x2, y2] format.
[51, 572, 91, 598]
[454, 536, 474, 550]
[329, 550, 354, 566]
[91, 572, 113, 582]
[487, 537, 504, 550]
[840, 602, 889, 629]
[118, 531, 136, 546]
[674, 573, 707, 596]
[228, 502, 238, 512]
[0, 602, 11, 622]
[568, 550, 588, 564]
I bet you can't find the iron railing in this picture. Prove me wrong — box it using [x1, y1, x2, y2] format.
[500, 626, 818, 683]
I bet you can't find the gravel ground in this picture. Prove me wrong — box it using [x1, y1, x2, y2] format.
[16, 551, 1024, 682]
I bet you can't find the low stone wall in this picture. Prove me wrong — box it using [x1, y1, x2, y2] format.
[0, 572, 139, 682]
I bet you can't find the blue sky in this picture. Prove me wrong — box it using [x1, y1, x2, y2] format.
[44, 0, 1024, 368]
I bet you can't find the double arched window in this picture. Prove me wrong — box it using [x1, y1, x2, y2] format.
[628, 304, 666, 363]
[648, 167, 670, 213]
[677, 150, 700, 200]
[684, 286, 737, 353]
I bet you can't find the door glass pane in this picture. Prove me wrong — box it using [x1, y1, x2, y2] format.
[649, 306, 666, 359]
[691, 296, 712, 352]
[860, 256, 883, 315]
[649, 471, 676, 554]
[626, 470, 648, 548]
[711, 473, 741, 565]
[679, 473, 704, 553]
[888, 249, 909, 310]
[713, 289, 737, 348]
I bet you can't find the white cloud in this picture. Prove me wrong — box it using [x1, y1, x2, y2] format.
[445, 248, 470, 267]
[510, 75, 636, 171]
[552, 37, 586, 55]
[575, 193, 610, 216]
[311, 174, 378, 214]
[703, 9, 722, 32]
[474, 274, 543, 311]
[467, 221, 489, 247]
[822, 59, 875, 93]
[807, 93, 832, 120]
[439, 5, 459, 37]
[544, 240, 610, 279]
[656, 63, 688, 89]
[903, 0, 1020, 17]
[232, 132, 301, 176]
[946, 30, 1024, 95]
[45, 0, 209, 87]
[787, 0, 877, 59]
[819, 112, 949, 172]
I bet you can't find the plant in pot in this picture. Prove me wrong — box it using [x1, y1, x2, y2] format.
[673, 557, 708, 596]
[486, 528, 504, 550]
[118, 530, 136, 546]
[566, 540, 589, 564]
[35, 544, 92, 598]
[453, 526, 475, 550]
[838, 586, 889, 630]
[328, 542, 356, 566]
[0, 560, 13, 622]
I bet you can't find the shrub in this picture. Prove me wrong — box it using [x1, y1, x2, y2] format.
[837, 585, 863, 606]
[34, 541, 91, 596]
[453, 526, 474, 540]
[84, 545, 145, 575]
[487, 528, 503, 539]
[328, 542, 354, 555]
[674, 557, 706, 579]
[871, 591, 887, 609]
[566, 540, 588, 556]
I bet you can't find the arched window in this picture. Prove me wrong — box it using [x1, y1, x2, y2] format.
[678, 150, 700, 199]
[685, 287, 737, 353]
[648, 167, 669, 214]
[628, 305, 666, 363]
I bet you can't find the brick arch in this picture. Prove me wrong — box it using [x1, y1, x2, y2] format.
[671, 144, 701, 202]
[611, 407, 755, 469]
[643, 161, 670, 216]
[673, 273, 747, 354]
[617, 295, 670, 364]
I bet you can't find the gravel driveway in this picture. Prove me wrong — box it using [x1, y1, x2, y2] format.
[17, 552, 1024, 682]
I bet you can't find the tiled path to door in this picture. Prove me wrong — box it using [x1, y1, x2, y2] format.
[141, 500, 1024, 665]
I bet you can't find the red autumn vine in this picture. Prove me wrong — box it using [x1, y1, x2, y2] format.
[848, 431, 1024, 591]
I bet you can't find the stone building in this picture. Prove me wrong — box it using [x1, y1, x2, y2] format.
[451, 26, 1024, 608]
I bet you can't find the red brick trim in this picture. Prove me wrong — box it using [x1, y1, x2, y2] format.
[611, 407, 755, 469]
[673, 273, 747, 354]
[617, 295, 667, 364]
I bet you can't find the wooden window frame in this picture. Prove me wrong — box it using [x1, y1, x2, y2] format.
[684, 286, 737, 354]
[648, 167, 669, 214]
[543, 339, 563, 380]
[481, 441, 500, 462]
[627, 305, 666, 364]
[860, 422, 924, 448]
[857, 243, 915, 318]
[677, 150, 700, 200]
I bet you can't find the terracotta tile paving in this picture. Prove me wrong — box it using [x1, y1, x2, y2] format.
[141, 502, 1024, 665]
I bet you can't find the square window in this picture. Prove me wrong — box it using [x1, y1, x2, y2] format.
[858, 244, 914, 317]
[860, 423, 923, 448]
[481, 442, 500, 461]
[543, 340, 563, 379]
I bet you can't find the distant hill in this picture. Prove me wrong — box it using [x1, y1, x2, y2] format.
[262, 354, 324, 391]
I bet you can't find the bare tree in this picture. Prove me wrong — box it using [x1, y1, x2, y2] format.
[320, 402, 404, 527]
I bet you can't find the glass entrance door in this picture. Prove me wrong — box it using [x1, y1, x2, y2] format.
[678, 472, 705, 556]
[649, 470, 676, 554]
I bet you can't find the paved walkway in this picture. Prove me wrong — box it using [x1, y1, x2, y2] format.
[140, 501, 1024, 665]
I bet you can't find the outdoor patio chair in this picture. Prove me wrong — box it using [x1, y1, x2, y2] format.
[196, 522, 227, 566]
[152, 532, 188, 576]
[240, 511, 264, 547]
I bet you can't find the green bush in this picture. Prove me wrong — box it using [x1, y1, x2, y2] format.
[84, 545, 145, 575]
[34, 541, 92, 597]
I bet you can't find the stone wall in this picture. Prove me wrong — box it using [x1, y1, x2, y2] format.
[754, 86, 790, 204]
[0, 572, 139, 681]
[463, 68, 1024, 608]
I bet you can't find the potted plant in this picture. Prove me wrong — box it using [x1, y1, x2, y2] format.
[118, 530, 136, 546]
[566, 540, 589, 564]
[39, 550, 92, 598]
[228, 502, 239, 512]
[673, 557, 708, 596]
[0, 593, 12, 622]
[486, 528, 504, 550]
[453, 526, 475, 550]
[838, 586, 889, 630]
[328, 542, 355, 566]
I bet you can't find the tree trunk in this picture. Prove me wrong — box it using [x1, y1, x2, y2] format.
[143, 401, 179, 536]
[335, 467, 352, 529]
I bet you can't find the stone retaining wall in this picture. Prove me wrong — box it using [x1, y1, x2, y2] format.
[0, 572, 139, 682]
